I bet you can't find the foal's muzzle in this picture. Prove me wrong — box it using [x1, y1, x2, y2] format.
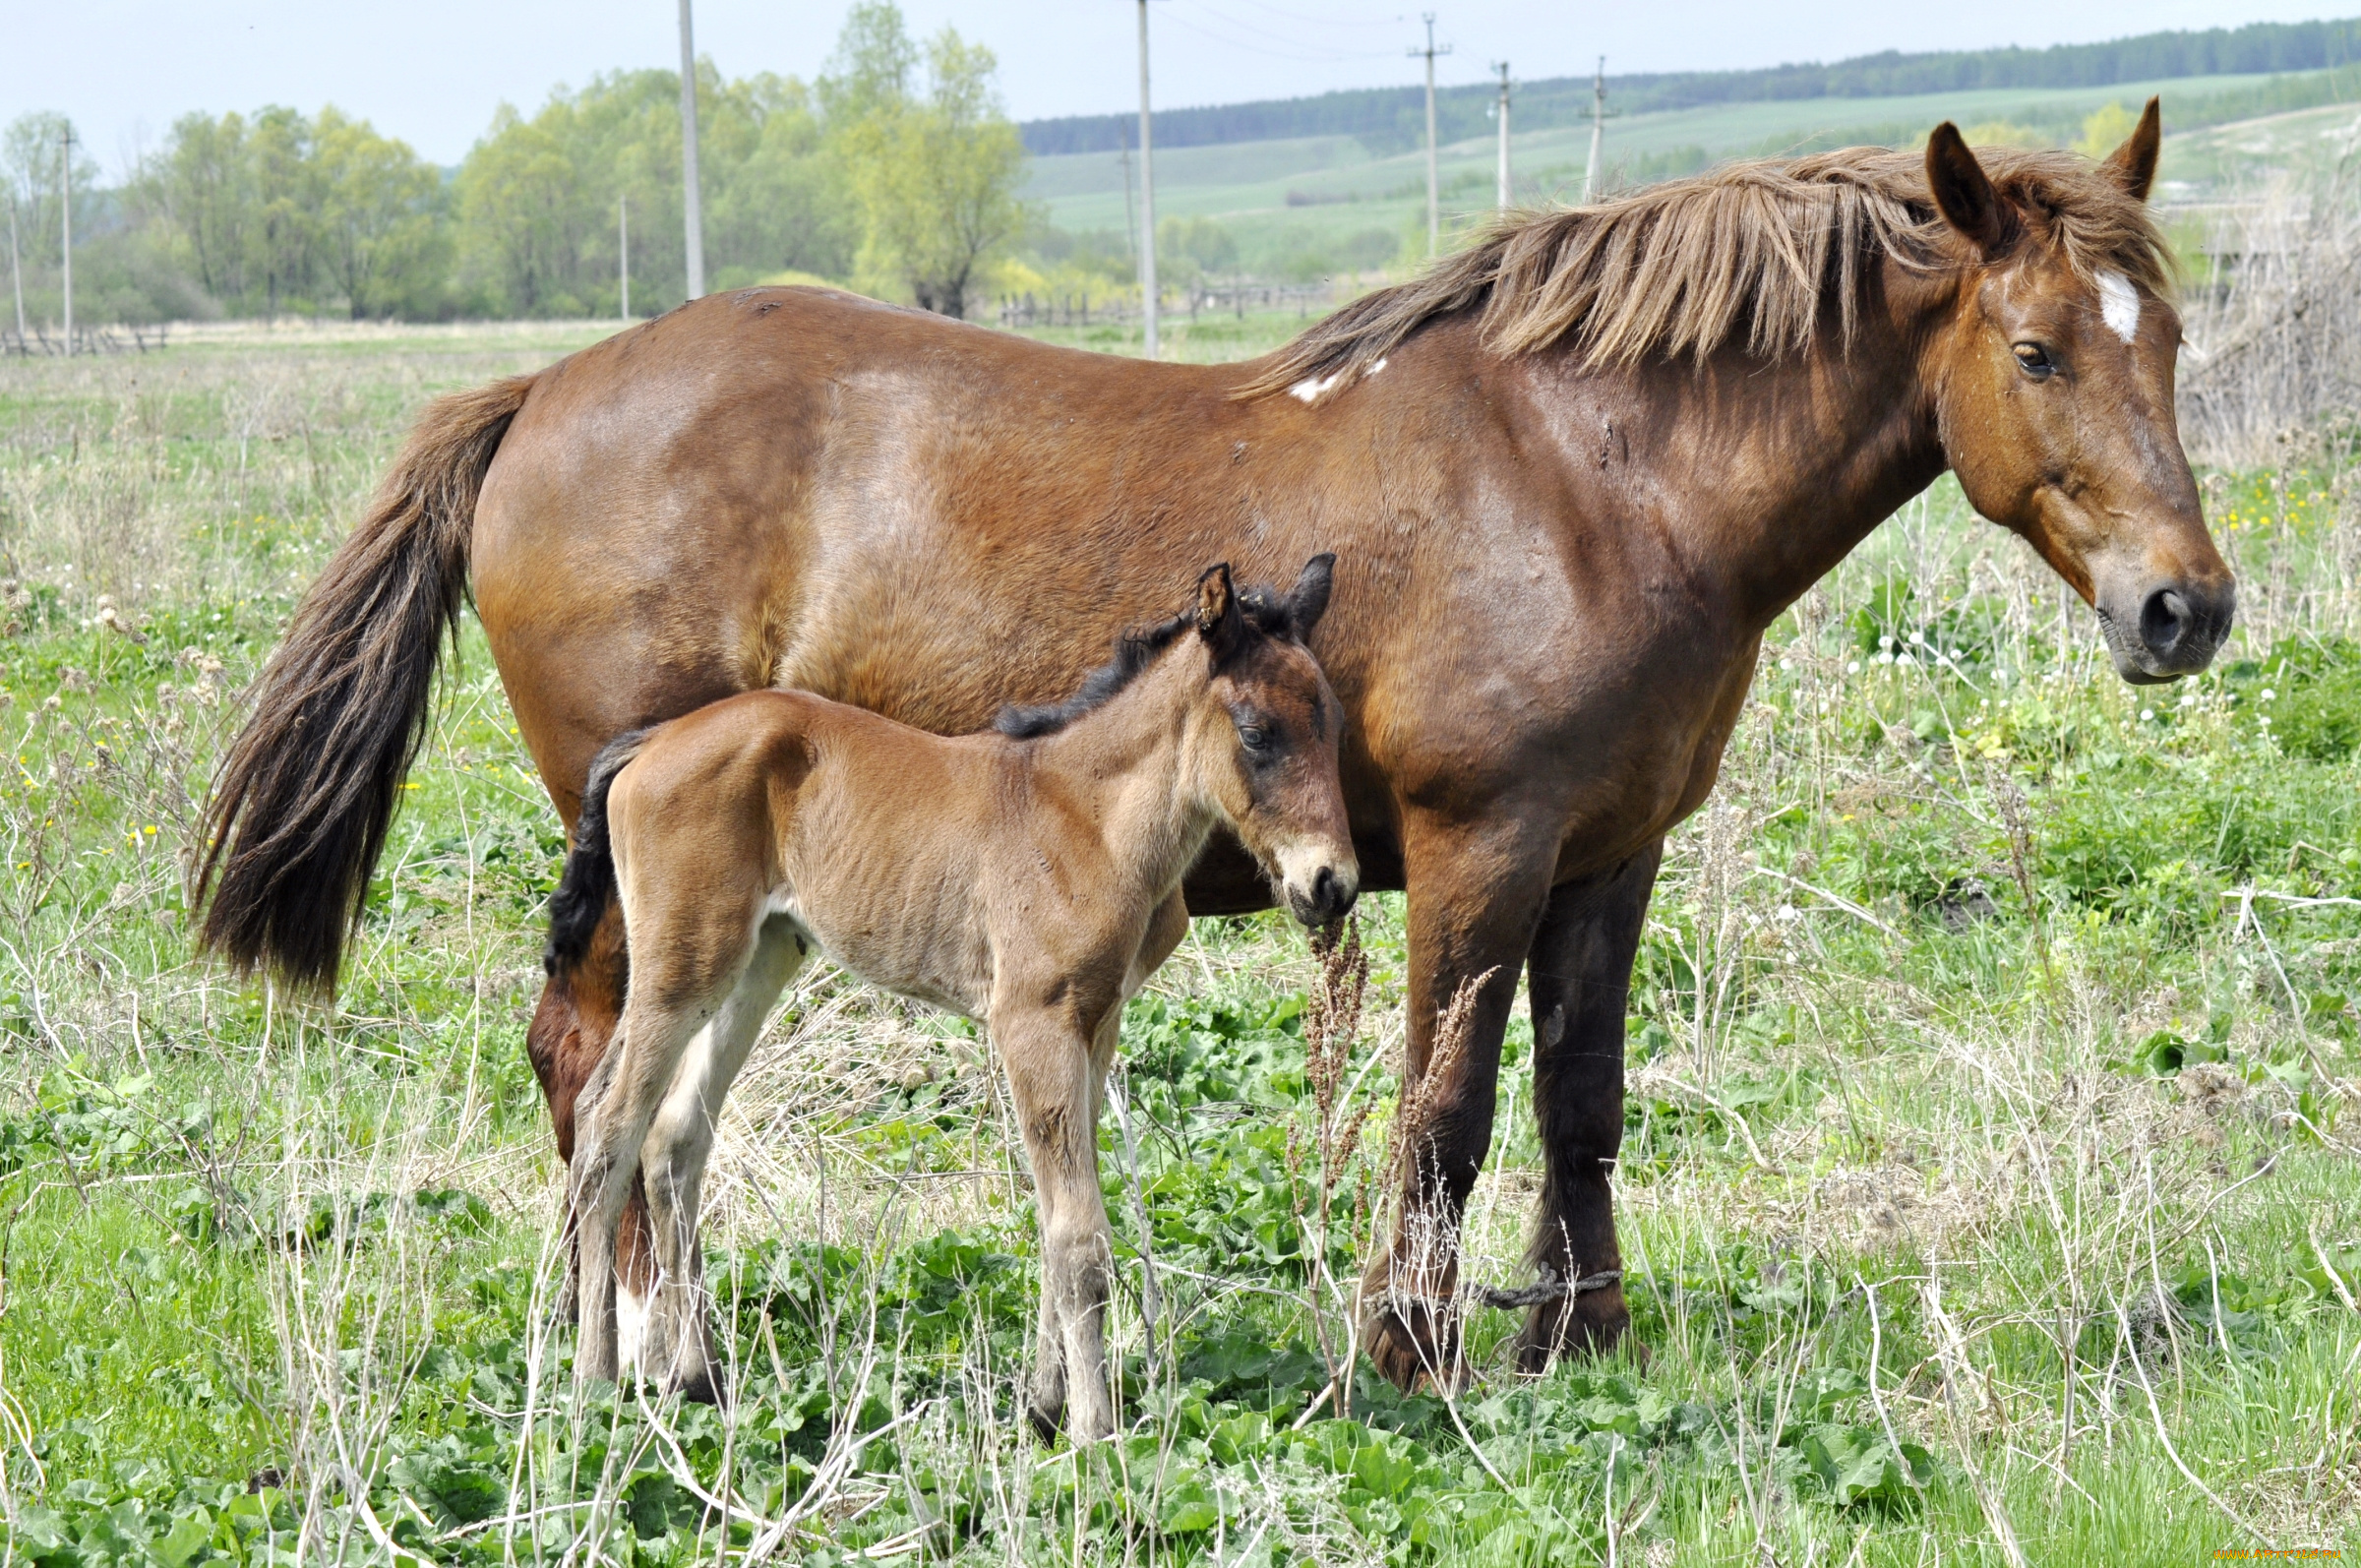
[1284, 859, 1361, 927]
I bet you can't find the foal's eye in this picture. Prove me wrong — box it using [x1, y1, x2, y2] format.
[2013, 342, 2056, 379]
[1238, 724, 1270, 752]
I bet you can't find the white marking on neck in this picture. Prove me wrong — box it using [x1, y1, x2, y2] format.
[1366, 356, 1387, 376]
[1290, 371, 1343, 403]
[2097, 271, 2140, 344]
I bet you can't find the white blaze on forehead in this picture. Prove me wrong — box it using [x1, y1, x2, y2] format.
[2096, 271, 2141, 344]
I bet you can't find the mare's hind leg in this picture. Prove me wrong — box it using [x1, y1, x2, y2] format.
[639, 915, 812, 1402]
[999, 1006, 1119, 1442]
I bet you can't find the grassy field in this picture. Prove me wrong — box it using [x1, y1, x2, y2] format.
[0, 314, 2357, 1566]
[1025, 70, 2360, 274]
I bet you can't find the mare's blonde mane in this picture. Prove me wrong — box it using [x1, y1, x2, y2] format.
[1242, 144, 2172, 396]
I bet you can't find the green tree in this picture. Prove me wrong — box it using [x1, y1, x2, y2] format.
[2074, 101, 2140, 159]
[248, 106, 323, 316]
[827, 7, 1030, 319]
[314, 109, 448, 319]
[455, 103, 586, 315]
[147, 111, 259, 307]
[4, 112, 100, 273]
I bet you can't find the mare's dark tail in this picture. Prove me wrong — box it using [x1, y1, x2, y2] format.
[542, 730, 652, 978]
[194, 374, 539, 990]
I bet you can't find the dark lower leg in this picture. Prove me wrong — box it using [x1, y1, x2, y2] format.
[1361, 818, 1558, 1393]
[1518, 842, 1662, 1371]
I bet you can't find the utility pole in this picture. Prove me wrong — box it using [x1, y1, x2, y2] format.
[619, 195, 631, 321]
[7, 196, 25, 346]
[1136, 0, 1158, 359]
[678, 0, 705, 299]
[1491, 60, 1511, 211]
[59, 125, 73, 356]
[1120, 122, 1135, 266]
[1583, 56, 1607, 205]
[1411, 14, 1451, 255]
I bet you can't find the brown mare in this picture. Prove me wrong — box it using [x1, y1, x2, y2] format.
[198, 105, 2233, 1388]
[549, 561, 1351, 1435]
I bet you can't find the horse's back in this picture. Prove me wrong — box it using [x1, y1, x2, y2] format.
[471, 291, 1270, 819]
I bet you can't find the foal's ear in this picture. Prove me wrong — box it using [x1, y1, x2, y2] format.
[1925, 122, 2007, 255]
[1195, 562, 1243, 655]
[2100, 97, 2162, 204]
[1285, 553, 1336, 638]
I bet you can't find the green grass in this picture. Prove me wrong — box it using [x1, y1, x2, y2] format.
[0, 321, 2356, 1564]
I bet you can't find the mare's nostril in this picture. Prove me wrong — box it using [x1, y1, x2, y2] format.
[1311, 866, 1336, 912]
[2141, 587, 2191, 659]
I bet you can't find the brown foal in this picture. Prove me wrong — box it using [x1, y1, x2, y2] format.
[549, 560, 1354, 1437]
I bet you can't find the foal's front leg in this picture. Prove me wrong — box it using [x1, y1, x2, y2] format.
[999, 1006, 1118, 1442]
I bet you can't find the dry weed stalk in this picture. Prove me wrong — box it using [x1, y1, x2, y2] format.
[1361, 968, 1489, 1395]
[1289, 916, 1374, 1413]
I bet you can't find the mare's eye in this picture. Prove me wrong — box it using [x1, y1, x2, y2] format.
[1238, 723, 1270, 752]
[2013, 342, 2055, 379]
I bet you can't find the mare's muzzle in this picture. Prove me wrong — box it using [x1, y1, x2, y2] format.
[2102, 574, 2235, 685]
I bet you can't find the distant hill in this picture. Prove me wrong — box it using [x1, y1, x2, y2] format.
[1022, 15, 2361, 157]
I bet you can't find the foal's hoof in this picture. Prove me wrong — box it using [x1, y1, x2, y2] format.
[1026, 1399, 1063, 1446]
[1514, 1281, 1648, 1374]
[668, 1367, 725, 1407]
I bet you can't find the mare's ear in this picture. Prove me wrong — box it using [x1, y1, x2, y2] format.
[1286, 553, 1336, 638]
[2101, 97, 2161, 203]
[1925, 122, 2007, 255]
[1195, 562, 1244, 657]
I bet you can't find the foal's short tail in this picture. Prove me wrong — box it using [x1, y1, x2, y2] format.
[543, 730, 653, 979]
[195, 373, 538, 989]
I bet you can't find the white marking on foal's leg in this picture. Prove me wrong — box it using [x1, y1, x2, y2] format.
[616, 1280, 647, 1372]
[2097, 271, 2141, 343]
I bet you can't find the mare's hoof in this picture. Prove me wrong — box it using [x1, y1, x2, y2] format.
[668, 1367, 725, 1407]
[1514, 1281, 1647, 1374]
[1362, 1305, 1470, 1396]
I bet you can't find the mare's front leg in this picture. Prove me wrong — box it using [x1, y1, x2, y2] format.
[999, 1005, 1119, 1442]
[1361, 809, 1560, 1393]
[638, 916, 812, 1402]
[1519, 843, 1660, 1369]
[528, 904, 658, 1329]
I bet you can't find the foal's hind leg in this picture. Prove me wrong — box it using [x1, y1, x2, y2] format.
[639, 915, 811, 1402]
[574, 911, 765, 1382]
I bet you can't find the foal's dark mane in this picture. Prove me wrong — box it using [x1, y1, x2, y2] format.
[1241, 144, 2172, 397]
[994, 586, 1303, 740]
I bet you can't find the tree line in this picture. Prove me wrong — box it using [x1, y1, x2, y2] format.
[1, 2, 1029, 329]
[1022, 15, 2361, 157]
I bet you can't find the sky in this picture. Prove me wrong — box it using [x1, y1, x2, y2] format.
[5, 0, 2355, 173]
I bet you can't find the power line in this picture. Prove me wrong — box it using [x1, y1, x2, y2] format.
[1158, 5, 1394, 63]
